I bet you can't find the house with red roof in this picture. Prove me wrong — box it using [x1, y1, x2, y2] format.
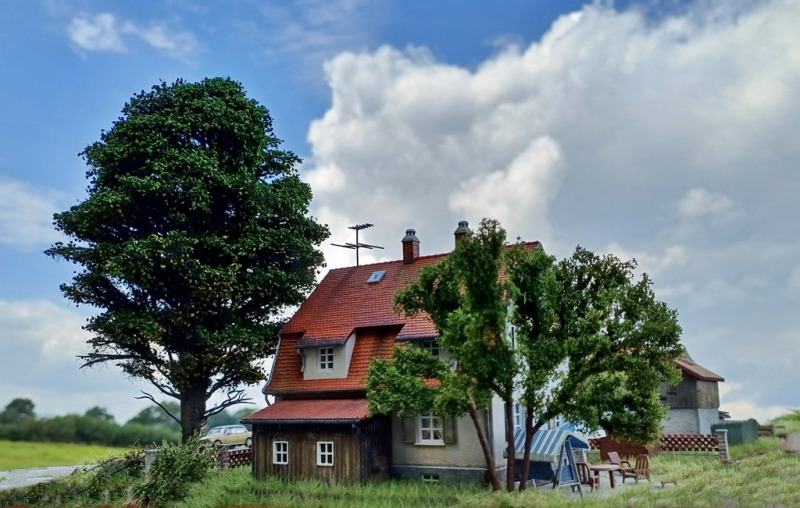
[660, 354, 725, 434]
[243, 222, 537, 484]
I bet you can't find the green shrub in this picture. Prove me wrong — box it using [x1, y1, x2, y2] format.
[133, 439, 215, 507]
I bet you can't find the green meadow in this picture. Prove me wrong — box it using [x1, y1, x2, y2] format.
[0, 440, 127, 470]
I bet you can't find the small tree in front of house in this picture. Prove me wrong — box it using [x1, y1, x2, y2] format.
[368, 219, 517, 491]
[507, 245, 684, 489]
[367, 218, 684, 492]
[367, 341, 502, 490]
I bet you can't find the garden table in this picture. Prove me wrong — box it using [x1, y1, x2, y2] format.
[588, 464, 620, 488]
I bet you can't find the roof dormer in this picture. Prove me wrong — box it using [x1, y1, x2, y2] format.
[297, 332, 356, 381]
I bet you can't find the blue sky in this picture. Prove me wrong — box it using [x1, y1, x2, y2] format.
[1, 0, 798, 425]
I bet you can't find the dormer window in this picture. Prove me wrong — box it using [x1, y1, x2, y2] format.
[319, 347, 334, 370]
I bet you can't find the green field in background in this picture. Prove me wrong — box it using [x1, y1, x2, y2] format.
[0, 440, 127, 470]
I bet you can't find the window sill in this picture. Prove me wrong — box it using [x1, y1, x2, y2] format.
[414, 441, 445, 446]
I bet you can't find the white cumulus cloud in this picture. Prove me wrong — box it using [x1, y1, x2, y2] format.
[449, 136, 564, 243]
[0, 177, 65, 248]
[67, 12, 198, 60]
[605, 243, 688, 277]
[68, 13, 125, 52]
[677, 188, 735, 218]
[0, 298, 153, 421]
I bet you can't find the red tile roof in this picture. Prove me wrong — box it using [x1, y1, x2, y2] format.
[674, 356, 724, 382]
[280, 254, 450, 341]
[265, 242, 540, 396]
[243, 398, 370, 423]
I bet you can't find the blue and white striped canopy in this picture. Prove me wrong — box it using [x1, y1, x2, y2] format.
[513, 427, 590, 462]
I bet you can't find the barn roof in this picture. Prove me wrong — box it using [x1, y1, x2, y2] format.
[674, 355, 724, 382]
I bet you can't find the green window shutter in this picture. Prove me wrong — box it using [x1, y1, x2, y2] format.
[443, 417, 457, 444]
[401, 416, 415, 443]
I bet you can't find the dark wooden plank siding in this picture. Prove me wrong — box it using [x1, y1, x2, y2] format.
[660, 372, 698, 409]
[358, 415, 392, 481]
[252, 422, 363, 484]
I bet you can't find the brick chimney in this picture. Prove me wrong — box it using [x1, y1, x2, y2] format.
[454, 220, 472, 245]
[402, 229, 420, 264]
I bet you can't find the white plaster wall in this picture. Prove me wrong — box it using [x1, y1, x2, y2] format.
[303, 345, 347, 380]
[488, 395, 507, 460]
[697, 408, 719, 434]
[391, 413, 486, 468]
[662, 409, 700, 434]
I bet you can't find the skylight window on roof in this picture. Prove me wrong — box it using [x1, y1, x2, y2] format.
[367, 270, 386, 283]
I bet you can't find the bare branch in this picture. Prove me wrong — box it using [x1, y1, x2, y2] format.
[135, 391, 181, 425]
[204, 389, 253, 419]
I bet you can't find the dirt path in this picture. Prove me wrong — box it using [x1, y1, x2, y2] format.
[0, 465, 83, 491]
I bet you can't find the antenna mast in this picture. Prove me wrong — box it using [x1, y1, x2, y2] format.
[332, 223, 384, 266]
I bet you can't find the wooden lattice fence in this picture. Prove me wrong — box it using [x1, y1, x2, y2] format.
[216, 447, 252, 469]
[589, 432, 728, 460]
[660, 433, 719, 452]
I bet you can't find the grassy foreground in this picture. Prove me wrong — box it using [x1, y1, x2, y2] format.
[175, 439, 800, 508]
[0, 440, 127, 470]
[2, 437, 798, 507]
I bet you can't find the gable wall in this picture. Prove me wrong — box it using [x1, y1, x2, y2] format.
[696, 380, 720, 409]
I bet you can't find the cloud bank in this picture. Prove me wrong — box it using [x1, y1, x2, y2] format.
[304, 1, 800, 421]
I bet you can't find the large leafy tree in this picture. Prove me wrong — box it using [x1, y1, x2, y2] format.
[507, 245, 684, 489]
[47, 78, 329, 441]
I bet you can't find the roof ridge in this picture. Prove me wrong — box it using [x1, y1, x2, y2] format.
[326, 240, 541, 272]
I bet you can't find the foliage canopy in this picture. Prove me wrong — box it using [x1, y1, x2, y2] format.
[47, 77, 329, 440]
[367, 218, 684, 491]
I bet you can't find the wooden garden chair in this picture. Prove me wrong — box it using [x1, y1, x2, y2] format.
[619, 454, 650, 484]
[573, 462, 599, 491]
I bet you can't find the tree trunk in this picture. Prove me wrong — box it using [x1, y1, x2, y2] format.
[518, 411, 543, 491]
[466, 403, 502, 492]
[504, 401, 516, 492]
[180, 386, 207, 443]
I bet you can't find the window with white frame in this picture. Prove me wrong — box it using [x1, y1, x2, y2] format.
[273, 441, 288, 465]
[417, 414, 444, 444]
[319, 347, 334, 370]
[420, 339, 439, 357]
[317, 441, 334, 466]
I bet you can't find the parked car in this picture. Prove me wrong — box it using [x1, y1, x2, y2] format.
[199, 424, 253, 448]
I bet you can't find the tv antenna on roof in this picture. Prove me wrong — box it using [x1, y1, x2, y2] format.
[332, 223, 384, 266]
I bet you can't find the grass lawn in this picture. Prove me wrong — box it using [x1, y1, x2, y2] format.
[174, 439, 800, 508]
[2, 437, 799, 507]
[179, 470, 483, 508]
[0, 440, 128, 470]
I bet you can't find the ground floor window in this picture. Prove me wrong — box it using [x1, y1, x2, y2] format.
[272, 441, 288, 465]
[421, 473, 440, 483]
[417, 414, 444, 444]
[317, 441, 334, 466]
